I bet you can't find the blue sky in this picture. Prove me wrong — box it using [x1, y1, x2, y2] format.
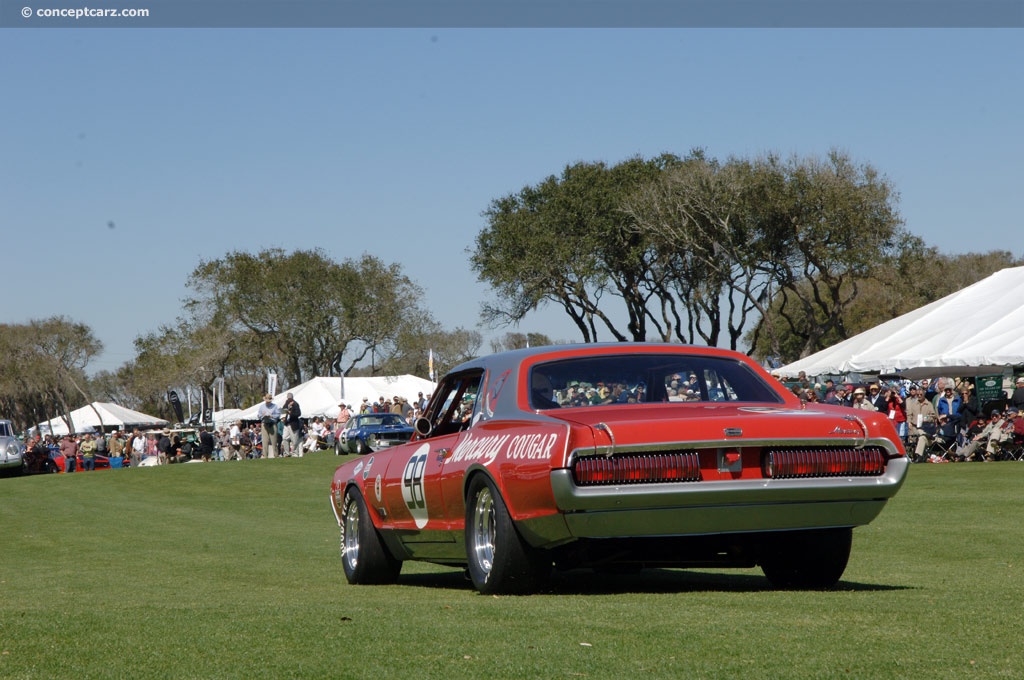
[2, 28, 1021, 373]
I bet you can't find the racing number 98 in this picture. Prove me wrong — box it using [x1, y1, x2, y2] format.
[402, 452, 427, 511]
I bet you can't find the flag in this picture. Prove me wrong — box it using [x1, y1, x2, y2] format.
[211, 377, 225, 410]
[167, 389, 184, 424]
[267, 371, 278, 396]
[428, 349, 434, 382]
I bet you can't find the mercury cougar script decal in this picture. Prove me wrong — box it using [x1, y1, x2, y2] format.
[449, 431, 559, 466]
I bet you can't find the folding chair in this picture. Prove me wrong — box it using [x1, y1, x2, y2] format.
[1000, 431, 1024, 461]
[924, 420, 963, 462]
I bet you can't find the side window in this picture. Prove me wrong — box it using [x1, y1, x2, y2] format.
[423, 371, 484, 438]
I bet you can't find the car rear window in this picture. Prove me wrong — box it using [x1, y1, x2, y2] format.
[529, 354, 783, 409]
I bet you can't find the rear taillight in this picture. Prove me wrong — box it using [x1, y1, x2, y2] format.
[572, 452, 701, 486]
[762, 447, 886, 479]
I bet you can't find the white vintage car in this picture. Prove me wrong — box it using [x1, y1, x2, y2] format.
[0, 419, 25, 475]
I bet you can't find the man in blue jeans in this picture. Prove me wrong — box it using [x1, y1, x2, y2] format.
[79, 433, 97, 471]
[60, 435, 78, 473]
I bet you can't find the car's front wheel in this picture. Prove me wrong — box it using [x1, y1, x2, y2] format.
[465, 475, 549, 595]
[340, 487, 401, 585]
[759, 527, 852, 589]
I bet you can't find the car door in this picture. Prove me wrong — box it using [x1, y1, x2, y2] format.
[379, 370, 483, 560]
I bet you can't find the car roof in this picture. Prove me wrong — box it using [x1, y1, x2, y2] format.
[447, 342, 746, 375]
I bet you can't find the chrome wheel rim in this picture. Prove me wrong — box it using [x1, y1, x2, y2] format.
[471, 487, 495, 576]
[343, 497, 360, 569]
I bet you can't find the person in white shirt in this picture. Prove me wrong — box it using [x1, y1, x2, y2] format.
[257, 394, 281, 458]
[228, 421, 243, 461]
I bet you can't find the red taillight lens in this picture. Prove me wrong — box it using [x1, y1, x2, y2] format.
[572, 452, 701, 486]
[762, 447, 886, 479]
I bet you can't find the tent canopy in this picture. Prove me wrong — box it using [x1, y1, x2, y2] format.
[212, 409, 244, 428]
[237, 375, 436, 421]
[774, 266, 1024, 380]
[37, 402, 169, 436]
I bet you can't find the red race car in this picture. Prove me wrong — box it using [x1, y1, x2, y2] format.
[53, 452, 122, 472]
[330, 343, 908, 594]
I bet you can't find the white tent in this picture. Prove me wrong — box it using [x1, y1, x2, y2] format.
[37, 402, 169, 436]
[212, 409, 244, 428]
[237, 375, 436, 421]
[774, 266, 1024, 380]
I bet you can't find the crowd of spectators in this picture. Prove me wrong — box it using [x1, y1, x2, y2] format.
[22, 390, 432, 472]
[785, 371, 1024, 463]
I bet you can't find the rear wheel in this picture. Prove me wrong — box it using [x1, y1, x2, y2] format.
[465, 475, 549, 595]
[759, 527, 852, 589]
[340, 487, 401, 585]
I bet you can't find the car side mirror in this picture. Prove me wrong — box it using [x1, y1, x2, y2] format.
[414, 417, 433, 438]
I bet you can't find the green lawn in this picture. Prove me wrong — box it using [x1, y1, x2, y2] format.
[2, 455, 1022, 679]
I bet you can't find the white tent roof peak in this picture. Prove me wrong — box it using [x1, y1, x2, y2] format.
[774, 266, 1024, 380]
[237, 375, 436, 420]
[36, 402, 169, 436]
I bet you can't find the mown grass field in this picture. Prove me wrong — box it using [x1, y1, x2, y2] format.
[2, 454, 1022, 679]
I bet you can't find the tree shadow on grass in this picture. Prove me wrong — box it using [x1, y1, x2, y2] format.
[397, 567, 914, 594]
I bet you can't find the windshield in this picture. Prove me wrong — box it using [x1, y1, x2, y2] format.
[529, 354, 783, 409]
[355, 414, 407, 428]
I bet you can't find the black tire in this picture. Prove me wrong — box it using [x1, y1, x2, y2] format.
[464, 475, 549, 595]
[340, 487, 401, 585]
[357, 438, 370, 455]
[759, 527, 853, 589]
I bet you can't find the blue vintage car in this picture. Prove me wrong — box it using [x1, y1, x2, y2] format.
[337, 413, 414, 455]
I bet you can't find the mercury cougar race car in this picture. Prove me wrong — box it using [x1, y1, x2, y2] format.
[329, 343, 908, 594]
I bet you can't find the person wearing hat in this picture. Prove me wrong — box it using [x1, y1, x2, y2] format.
[1011, 377, 1024, 411]
[1007, 406, 1024, 443]
[108, 429, 125, 462]
[359, 397, 372, 414]
[389, 396, 404, 416]
[825, 385, 849, 407]
[867, 384, 887, 412]
[225, 421, 243, 461]
[959, 409, 1010, 461]
[822, 379, 836, 402]
[257, 393, 282, 459]
[906, 388, 939, 461]
[157, 428, 173, 465]
[852, 387, 876, 412]
[336, 402, 352, 429]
